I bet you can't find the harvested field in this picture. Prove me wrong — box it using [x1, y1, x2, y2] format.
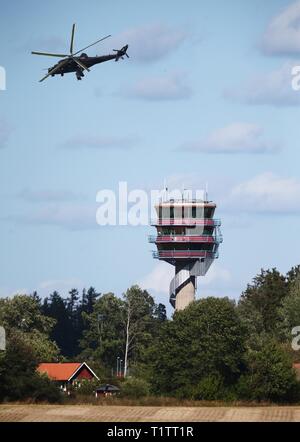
[1, 404, 300, 422]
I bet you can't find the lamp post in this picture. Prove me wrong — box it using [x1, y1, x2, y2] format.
[120, 359, 123, 378]
[0, 326, 5, 351]
[117, 356, 120, 377]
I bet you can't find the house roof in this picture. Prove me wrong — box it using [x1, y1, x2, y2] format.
[293, 363, 300, 369]
[37, 362, 99, 381]
[96, 384, 120, 392]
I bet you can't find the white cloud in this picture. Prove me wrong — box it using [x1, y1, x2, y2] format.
[140, 262, 231, 294]
[63, 134, 138, 150]
[261, 1, 300, 56]
[111, 23, 188, 63]
[228, 172, 300, 213]
[123, 71, 192, 101]
[139, 262, 174, 294]
[225, 62, 300, 106]
[201, 264, 231, 287]
[179, 122, 279, 154]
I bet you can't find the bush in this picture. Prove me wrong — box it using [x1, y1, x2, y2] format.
[236, 338, 300, 403]
[31, 374, 62, 403]
[192, 375, 224, 401]
[76, 378, 100, 395]
[121, 377, 150, 398]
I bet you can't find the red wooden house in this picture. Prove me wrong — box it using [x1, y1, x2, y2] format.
[37, 362, 99, 392]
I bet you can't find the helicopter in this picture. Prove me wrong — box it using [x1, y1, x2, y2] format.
[31, 24, 129, 82]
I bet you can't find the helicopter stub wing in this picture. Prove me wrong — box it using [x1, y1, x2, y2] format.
[39, 59, 69, 82]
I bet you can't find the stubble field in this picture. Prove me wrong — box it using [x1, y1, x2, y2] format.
[1, 404, 300, 422]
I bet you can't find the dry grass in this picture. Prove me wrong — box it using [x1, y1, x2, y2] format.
[60, 395, 283, 408]
[3, 395, 298, 408]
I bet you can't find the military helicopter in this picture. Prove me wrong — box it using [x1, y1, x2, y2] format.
[31, 24, 129, 82]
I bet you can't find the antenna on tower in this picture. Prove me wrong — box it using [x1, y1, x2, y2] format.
[205, 182, 209, 202]
[163, 178, 168, 202]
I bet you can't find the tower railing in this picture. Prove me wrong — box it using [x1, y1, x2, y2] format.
[155, 198, 216, 205]
[148, 234, 223, 243]
[152, 250, 219, 259]
[150, 218, 221, 227]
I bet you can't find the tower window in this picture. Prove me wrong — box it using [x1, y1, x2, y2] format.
[170, 206, 174, 219]
[159, 206, 162, 220]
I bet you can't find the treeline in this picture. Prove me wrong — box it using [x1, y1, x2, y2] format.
[152, 265, 300, 402]
[0, 285, 167, 401]
[41, 286, 167, 369]
[42, 287, 101, 357]
[1, 266, 300, 403]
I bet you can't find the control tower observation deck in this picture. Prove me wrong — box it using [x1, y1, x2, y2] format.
[150, 198, 222, 311]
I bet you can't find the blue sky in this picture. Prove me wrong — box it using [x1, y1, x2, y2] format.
[1, 0, 300, 313]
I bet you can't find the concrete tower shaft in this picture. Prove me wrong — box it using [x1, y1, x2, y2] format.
[174, 269, 196, 311]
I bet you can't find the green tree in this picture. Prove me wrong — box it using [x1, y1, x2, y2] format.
[43, 291, 73, 357]
[123, 286, 162, 377]
[0, 294, 59, 363]
[286, 265, 300, 288]
[81, 287, 100, 315]
[0, 294, 55, 334]
[238, 268, 287, 336]
[79, 287, 166, 377]
[79, 293, 125, 371]
[43, 287, 101, 358]
[278, 274, 300, 343]
[76, 287, 101, 355]
[149, 298, 245, 399]
[21, 330, 60, 362]
[236, 337, 299, 402]
[0, 333, 60, 402]
[154, 303, 167, 322]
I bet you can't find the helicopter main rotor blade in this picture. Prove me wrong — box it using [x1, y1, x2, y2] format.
[70, 23, 75, 54]
[32, 51, 68, 58]
[71, 57, 90, 72]
[39, 59, 69, 82]
[72, 34, 111, 56]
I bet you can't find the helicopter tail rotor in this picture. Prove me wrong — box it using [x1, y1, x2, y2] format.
[113, 45, 129, 62]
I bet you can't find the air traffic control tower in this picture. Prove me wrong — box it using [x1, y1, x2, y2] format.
[150, 196, 222, 311]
